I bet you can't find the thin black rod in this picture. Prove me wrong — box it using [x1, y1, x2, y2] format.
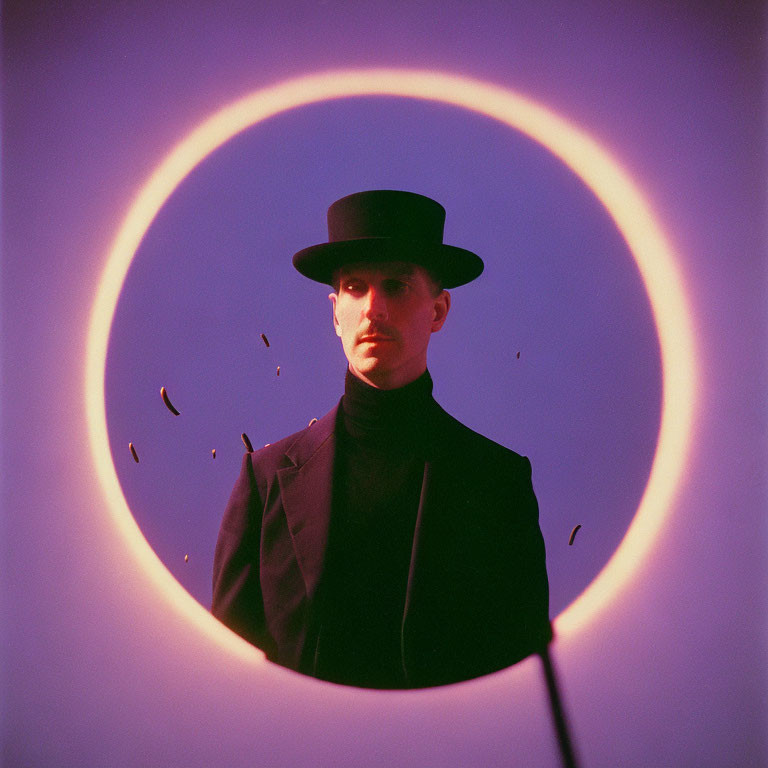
[538, 644, 580, 768]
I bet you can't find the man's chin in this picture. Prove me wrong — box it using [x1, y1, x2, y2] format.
[348, 357, 395, 381]
[350, 359, 390, 377]
[353, 346, 393, 361]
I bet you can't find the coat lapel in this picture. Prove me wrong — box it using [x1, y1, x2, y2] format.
[277, 403, 340, 601]
[401, 460, 433, 633]
[401, 405, 467, 681]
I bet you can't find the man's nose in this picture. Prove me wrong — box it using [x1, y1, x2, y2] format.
[363, 287, 388, 320]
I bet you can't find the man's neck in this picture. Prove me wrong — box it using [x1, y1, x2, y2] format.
[341, 366, 435, 446]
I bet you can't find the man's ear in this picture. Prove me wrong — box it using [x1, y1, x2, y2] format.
[431, 290, 451, 333]
[328, 292, 342, 337]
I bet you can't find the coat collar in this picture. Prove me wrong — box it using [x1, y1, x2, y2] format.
[283, 402, 340, 467]
[276, 403, 340, 600]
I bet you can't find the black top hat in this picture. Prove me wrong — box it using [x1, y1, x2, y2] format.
[292, 190, 484, 288]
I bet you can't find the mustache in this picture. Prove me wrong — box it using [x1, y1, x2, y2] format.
[356, 325, 399, 342]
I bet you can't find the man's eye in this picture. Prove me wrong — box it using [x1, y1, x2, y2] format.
[384, 280, 409, 295]
[343, 281, 365, 293]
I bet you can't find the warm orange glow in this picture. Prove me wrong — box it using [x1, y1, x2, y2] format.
[85, 68, 697, 660]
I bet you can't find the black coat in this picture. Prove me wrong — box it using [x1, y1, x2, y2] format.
[212, 400, 551, 688]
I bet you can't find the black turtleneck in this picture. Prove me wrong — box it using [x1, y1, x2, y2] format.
[314, 368, 436, 689]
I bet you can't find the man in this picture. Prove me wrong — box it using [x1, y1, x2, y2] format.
[212, 190, 550, 689]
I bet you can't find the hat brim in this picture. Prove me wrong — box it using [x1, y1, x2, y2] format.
[292, 238, 484, 289]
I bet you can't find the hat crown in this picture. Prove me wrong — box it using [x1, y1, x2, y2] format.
[292, 189, 483, 287]
[327, 190, 446, 243]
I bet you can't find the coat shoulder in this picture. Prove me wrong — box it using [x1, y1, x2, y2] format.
[434, 404, 531, 474]
[243, 402, 340, 477]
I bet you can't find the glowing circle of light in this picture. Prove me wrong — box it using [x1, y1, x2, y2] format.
[85, 68, 697, 662]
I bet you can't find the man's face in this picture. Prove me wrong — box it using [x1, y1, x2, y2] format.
[329, 261, 451, 390]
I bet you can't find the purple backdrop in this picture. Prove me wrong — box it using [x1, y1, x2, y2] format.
[3, 2, 765, 767]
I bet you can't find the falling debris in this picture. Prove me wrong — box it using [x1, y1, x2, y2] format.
[260, 333, 270, 348]
[129, 442, 139, 463]
[184, 554, 189, 563]
[160, 386, 180, 416]
[308, 418, 318, 427]
[276, 365, 281, 377]
[516, 351, 520, 359]
[241, 432, 254, 452]
[212, 449, 216, 459]
[568, 525, 582, 546]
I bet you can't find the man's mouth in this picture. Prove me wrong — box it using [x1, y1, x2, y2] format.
[359, 334, 395, 343]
